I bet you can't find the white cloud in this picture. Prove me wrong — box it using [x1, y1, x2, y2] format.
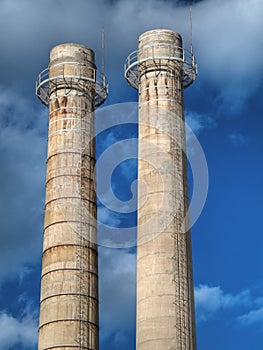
[194, 284, 250, 322]
[227, 132, 247, 146]
[238, 296, 263, 328]
[99, 247, 136, 349]
[185, 110, 216, 140]
[0, 310, 38, 350]
[193, 0, 263, 112]
[0, 87, 46, 284]
[238, 306, 263, 328]
[0, 0, 261, 112]
[98, 206, 122, 227]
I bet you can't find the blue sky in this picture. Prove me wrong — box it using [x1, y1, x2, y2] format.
[0, 0, 262, 349]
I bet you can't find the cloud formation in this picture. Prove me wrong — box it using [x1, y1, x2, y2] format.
[194, 284, 250, 322]
[0, 0, 261, 111]
[238, 297, 263, 328]
[185, 111, 216, 137]
[193, 0, 263, 112]
[0, 308, 38, 350]
[0, 87, 46, 284]
[227, 132, 247, 146]
[238, 306, 263, 328]
[99, 248, 136, 349]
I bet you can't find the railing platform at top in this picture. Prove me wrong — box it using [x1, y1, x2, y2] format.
[36, 62, 108, 108]
[124, 43, 197, 90]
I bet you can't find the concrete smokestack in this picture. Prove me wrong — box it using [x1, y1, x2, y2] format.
[36, 43, 107, 350]
[125, 29, 197, 350]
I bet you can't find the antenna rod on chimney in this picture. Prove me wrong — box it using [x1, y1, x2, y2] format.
[102, 28, 105, 77]
[190, 6, 193, 54]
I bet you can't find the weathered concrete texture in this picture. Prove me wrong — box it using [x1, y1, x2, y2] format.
[136, 30, 197, 350]
[38, 44, 99, 350]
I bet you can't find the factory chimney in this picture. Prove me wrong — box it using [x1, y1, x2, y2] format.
[125, 29, 198, 350]
[36, 43, 108, 350]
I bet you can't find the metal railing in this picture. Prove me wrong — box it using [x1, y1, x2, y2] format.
[36, 62, 108, 108]
[124, 43, 197, 89]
